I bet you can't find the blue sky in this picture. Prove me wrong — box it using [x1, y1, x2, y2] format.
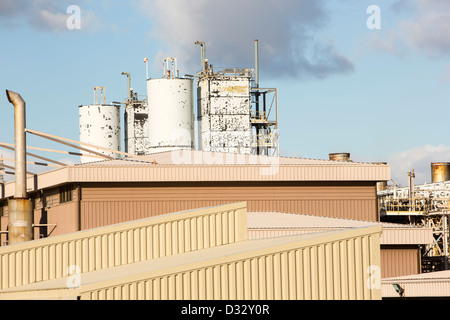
[1, 0, 450, 186]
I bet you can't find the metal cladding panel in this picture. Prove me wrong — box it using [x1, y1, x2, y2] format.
[201, 131, 252, 155]
[0, 226, 382, 300]
[75, 225, 382, 300]
[380, 247, 420, 278]
[0, 202, 247, 291]
[47, 202, 79, 236]
[246, 212, 434, 245]
[1, 154, 391, 198]
[197, 77, 252, 155]
[147, 78, 194, 151]
[208, 96, 251, 115]
[77, 182, 378, 232]
[208, 114, 251, 131]
[209, 78, 251, 98]
[381, 227, 434, 245]
[79, 105, 121, 163]
[125, 102, 150, 155]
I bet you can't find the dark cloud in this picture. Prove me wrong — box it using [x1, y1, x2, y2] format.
[0, 0, 23, 16]
[139, 0, 354, 80]
[0, 0, 98, 32]
[370, 0, 450, 59]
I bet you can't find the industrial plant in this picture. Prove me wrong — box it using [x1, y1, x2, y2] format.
[0, 40, 448, 300]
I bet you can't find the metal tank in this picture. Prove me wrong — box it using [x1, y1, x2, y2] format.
[329, 153, 351, 162]
[79, 87, 121, 163]
[147, 58, 194, 153]
[431, 162, 450, 183]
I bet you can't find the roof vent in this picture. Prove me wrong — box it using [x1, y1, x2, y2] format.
[329, 153, 351, 162]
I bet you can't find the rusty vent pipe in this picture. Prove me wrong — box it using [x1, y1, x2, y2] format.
[329, 153, 351, 162]
[431, 162, 450, 183]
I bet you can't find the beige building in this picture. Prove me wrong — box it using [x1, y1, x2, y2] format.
[382, 270, 450, 299]
[247, 211, 434, 278]
[0, 202, 383, 300]
[1, 151, 433, 280]
[1, 150, 390, 243]
[0, 150, 440, 299]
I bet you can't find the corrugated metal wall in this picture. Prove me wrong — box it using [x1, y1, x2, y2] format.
[380, 246, 420, 278]
[79, 227, 382, 300]
[79, 183, 377, 230]
[0, 202, 247, 290]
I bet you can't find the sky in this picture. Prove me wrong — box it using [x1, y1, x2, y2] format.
[0, 0, 450, 186]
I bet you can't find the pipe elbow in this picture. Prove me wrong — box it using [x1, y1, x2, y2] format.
[6, 90, 25, 107]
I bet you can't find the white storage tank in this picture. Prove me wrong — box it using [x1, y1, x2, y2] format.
[79, 87, 121, 163]
[147, 58, 194, 153]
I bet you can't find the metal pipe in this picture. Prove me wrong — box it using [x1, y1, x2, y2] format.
[121, 72, 131, 100]
[6, 90, 27, 198]
[5, 90, 33, 245]
[254, 39, 259, 88]
[254, 40, 261, 155]
[195, 41, 206, 72]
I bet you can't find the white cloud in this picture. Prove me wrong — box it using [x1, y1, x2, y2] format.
[388, 144, 450, 186]
[138, 0, 354, 80]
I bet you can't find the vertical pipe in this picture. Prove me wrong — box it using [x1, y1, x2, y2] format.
[254, 40, 259, 88]
[408, 169, 415, 212]
[121, 72, 131, 100]
[254, 40, 260, 155]
[6, 90, 26, 198]
[195, 41, 206, 73]
[6, 90, 33, 244]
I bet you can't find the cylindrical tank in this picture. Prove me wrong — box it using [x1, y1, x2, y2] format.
[329, 153, 351, 162]
[147, 77, 194, 152]
[431, 162, 450, 183]
[79, 104, 121, 163]
[377, 181, 387, 193]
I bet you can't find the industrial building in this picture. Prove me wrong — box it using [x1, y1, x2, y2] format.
[1, 151, 390, 240]
[378, 162, 450, 274]
[0, 202, 383, 300]
[1, 151, 434, 282]
[1, 40, 447, 300]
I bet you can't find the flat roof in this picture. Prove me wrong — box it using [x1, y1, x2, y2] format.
[247, 211, 435, 245]
[382, 270, 450, 298]
[1, 150, 390, 199]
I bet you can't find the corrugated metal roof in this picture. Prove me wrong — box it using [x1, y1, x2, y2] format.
[247, 211, 434, 245]
[382, 270, 450, 298]
[0, 225, 382, 300]
[1, 151, 390, 199]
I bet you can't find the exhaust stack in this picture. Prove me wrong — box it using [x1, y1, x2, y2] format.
[329, 153, 351, 162]
[6, 90, 33, 245]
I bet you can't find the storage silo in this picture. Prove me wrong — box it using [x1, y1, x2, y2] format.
[147, 58, 194, 153]
[431, 162, 450, 183]
[79, 87, 121, 163]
